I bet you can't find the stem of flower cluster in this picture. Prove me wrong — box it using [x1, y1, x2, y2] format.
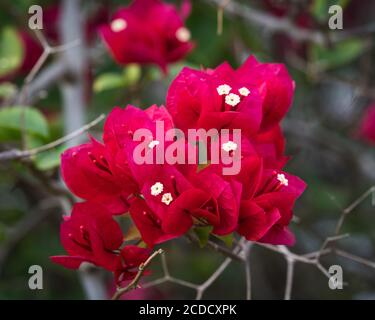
[111, 249, 164, 300]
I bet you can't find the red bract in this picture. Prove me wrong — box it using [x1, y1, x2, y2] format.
[358, 103, 375, 144]
[252, 125, 288, 169]
[51, 202, 124, 271]
[99, 0, 194, 73]
[167, 55, 294, 137]
[51, 202, 150, 283]
[238, 168, 306, 245]
[127, 162, 241, 246]
[61, 137, 132, 215]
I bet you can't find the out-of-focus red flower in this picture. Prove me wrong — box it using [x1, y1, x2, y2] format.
[262, 0, 315, 58]
[99, 0, 194, 73]
[358, 103, 375, 144]
[167, 55, 294, 137]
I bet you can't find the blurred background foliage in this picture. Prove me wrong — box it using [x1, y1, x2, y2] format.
[0, 0, 375, 299]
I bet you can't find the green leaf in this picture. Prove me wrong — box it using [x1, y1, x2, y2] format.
[125, 224, 142, 241]
[0, 106, 49, 141]
[94, 64, 141, 93]
[194, 226, 213, 248]
[94, 73, 126, 92]
[34, 145, 66, 171]
[309, 39, 366, 70]
[213, 233, 234, 248]
[0, 27, 23, 77]
[0, 82, 16, 99]
[122, 63, 141, 86]
[138, 241, 147, 248]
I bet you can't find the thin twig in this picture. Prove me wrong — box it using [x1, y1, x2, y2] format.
[0, 113, 106, 161]
[243, 243, 252, 300]
[335, 249, 375, 269]
[112, 249, 164, 300]
[217, 0, 231, 35]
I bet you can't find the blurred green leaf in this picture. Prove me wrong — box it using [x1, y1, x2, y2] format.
[0, 106, 49, 141]
[0, 82, 16, 99]
[94, 73, 126, 92]
[0, 27, 23, 77]
[213, 233, 234, 248]
[34, 145, 66, 171]
[122, 63, 141, 86]
[94, 64, 141, 92]
[125, 223, 142, 241]
[309, 39, 365, 70]
[194, 226, 213, 248]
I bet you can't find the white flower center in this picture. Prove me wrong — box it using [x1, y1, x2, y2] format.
[111, 18, 127, 32]
[225, 93, 240, 107]
[151, 182, 164, 196]
[161, 193, 173, 205]
[222, 141, 238, 152]
[239, 87, 250, 97]
[277, 173, 289, 186]
[176, 27, 191, 42]
[148, 140, 160, 149]
[217, 84, 231, 95]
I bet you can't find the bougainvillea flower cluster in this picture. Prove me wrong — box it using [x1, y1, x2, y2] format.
[99, 0, 194, 73]
[52, 55, 306, 285]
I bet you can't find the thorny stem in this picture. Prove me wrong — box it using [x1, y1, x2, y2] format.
[111, 249, 164, 300]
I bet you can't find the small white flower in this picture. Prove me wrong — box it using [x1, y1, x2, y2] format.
[151, 182, 164, 196]
[148, 140, 160, 149]
[161, 193, 173, 205]
[222, 141, 238, 152]
[110, 18, 127, 32]
[217, 84, 232, 95]
[239, 87, 250, 97]
[225, 93, 241, 107]
[175, 27, 191, 42]
[277, 173, 289, 186]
